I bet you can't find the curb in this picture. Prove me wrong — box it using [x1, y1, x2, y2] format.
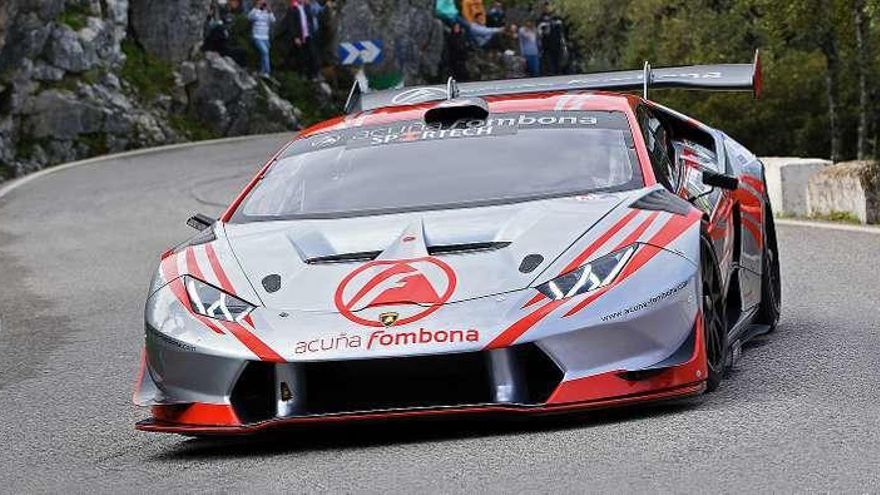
[0, 133, 293, 201]
[776, 218, 880, 235]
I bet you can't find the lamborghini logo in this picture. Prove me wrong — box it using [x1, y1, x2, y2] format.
[379, 312, 399, 327]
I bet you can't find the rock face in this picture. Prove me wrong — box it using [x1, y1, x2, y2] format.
[807, 161, 880, 224]
[0, 0, 171, 178]
[0, 0, 300, 181]
[129, 0, 212, 63]
[187, 52, 298, 135]
[337, 0, 445, 85]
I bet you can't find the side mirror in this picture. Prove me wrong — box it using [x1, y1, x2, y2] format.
[702, 169, 739, 191]
[187, 213, 215, 231]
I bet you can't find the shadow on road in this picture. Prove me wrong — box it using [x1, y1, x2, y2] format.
[151, 399, 702, 461]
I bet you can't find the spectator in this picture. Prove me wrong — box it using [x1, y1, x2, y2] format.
[307, 0, 323, 36]
[518, 21, 540, 77]
[486, 1, 506, 28]
[436, 0, 467, 27]
[461, 0, 487, 25]
[469, 15, 503, 48]
[203, 2, 230, 54]
[247, 0, 275, 77]
[280, 0, 319, 79]
[315, 0, 337, 70]
[447, 22, 470, 81]
[536, 1, 567, 75]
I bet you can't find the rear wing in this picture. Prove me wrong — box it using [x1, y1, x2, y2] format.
[345, 50, 762, 114]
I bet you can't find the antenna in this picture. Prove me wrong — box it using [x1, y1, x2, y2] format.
[642, 61, 652, 100]
[446, 77, 460, 100]
[344, 79, 364, 114]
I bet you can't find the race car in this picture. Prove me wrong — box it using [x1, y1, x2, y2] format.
[134, 52, 781, 435]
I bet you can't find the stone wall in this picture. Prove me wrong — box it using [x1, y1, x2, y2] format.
[807, 161, 880, 224]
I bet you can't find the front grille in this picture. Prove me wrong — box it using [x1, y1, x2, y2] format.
[302, 351, 493, 415]
[229, 344, 564, 422]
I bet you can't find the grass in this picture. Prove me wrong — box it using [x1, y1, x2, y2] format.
[120, 39, 175, 101]
[44, 69, 102, 92]
[0, 161, 12, 181]
[809, 211, 862, 224]
[169, 114, 222, 141]
[76, 133, 109, 156]
[57, 3, 91, 31]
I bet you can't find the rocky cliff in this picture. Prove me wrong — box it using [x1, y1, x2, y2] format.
[0, 0, 520, 182]
[0, 0, 300, 181]
[337, 0, 445, 85]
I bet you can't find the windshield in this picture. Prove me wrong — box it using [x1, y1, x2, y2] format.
[233, 111, 641, 221]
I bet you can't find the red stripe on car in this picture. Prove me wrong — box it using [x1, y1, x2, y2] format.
[204, 243, 236, 294]
[486, 299, 567, 349]
[185, 247, 206, 280]
[563, 210, 700, 317]
[523, 209, 644, 309]
[560, 209, 641, 274]
[219, 320, 285, 362]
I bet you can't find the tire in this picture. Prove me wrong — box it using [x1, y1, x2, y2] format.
[701, 235, 728, 392]
[756, 201, 782, 332]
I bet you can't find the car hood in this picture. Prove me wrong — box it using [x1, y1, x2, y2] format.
[223, 193, 631, 313]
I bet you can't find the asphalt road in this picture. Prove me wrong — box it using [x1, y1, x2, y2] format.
[1, 135, 879, 493]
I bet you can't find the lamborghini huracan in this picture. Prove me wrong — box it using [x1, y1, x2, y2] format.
[134, 53, 781, 435]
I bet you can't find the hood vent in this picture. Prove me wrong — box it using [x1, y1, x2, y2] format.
[305, 241, 511, 264]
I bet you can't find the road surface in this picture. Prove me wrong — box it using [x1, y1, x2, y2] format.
[1, 135, 879, 492]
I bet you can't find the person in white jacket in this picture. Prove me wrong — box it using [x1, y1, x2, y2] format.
[248, 0, 276, 77]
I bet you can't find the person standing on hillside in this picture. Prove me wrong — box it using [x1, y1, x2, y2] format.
[436, 0, 467, 27]
[536, 2, 567, 75]
[486, 1, 506, 28]
[247, 0, 276, 77]
[447, 22, 470, 81]
[518, 21, 540, 77]
[461, 0, 487, 24]
[281, 0, 319, 80]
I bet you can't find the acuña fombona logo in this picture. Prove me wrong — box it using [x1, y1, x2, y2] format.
[334, 257, 457, 328]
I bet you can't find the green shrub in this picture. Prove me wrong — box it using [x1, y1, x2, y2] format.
[57, 3, 91, 31]
[169, 114, 222, 141]
[811, 211, 861, 224]
[77, 133, 109, 155]
[120, 39, 175, 100]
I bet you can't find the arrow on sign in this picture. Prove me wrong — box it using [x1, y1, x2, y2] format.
[338, 40, 384, 66]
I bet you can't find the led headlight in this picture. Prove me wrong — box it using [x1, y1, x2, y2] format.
[535, 245, 637, 301]
[184, 276, 255, 322]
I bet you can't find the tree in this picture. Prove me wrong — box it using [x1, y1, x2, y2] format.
[853, 0, 871, 159]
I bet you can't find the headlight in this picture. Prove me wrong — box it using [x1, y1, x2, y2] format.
[535, 245, 637, 301]
[184, 276, 256, 322]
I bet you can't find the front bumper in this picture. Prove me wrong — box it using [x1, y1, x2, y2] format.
[135, 315, 707, 435]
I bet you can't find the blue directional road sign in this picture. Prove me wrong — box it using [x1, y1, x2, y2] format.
[338, 40, 384, 66]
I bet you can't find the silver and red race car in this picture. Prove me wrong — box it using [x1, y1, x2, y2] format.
[134, 53, 781, 435]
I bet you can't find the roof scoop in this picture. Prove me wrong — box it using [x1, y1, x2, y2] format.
[424, 78, 489, 125]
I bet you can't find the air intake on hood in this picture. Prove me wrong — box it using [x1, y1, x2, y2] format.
[305, 241, 511, 264]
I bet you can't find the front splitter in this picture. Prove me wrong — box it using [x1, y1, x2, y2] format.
[136, 381, 705, 436]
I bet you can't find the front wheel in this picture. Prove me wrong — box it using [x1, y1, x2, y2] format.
[701, 236, 727, 392]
